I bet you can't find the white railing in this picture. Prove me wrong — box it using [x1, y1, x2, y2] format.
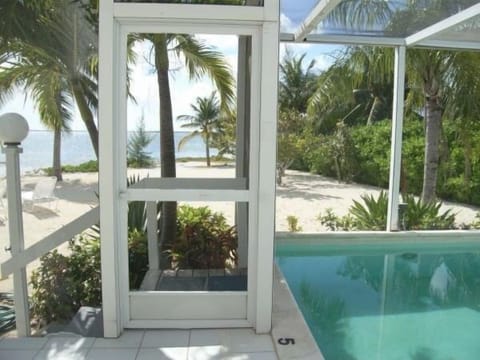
[0, 206, 100, 335]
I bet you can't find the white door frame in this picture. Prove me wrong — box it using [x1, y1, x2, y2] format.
[99, 1, 279, 337]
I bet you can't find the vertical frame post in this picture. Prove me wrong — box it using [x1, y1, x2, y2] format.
[99, 0, 123, 337]
[387, 46, 406, 231]
[3, 145, 30, 336]
[255, 5, 279, 332]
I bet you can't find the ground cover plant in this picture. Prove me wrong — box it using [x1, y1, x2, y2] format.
[318, 191, 456, 231]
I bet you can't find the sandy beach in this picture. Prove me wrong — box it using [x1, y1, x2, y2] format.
[0, 161, 478, 293]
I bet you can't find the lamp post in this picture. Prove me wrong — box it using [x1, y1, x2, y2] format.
[0, 113, 30, 336]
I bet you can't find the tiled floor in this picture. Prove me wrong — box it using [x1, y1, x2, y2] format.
[0, 329, 278, 360]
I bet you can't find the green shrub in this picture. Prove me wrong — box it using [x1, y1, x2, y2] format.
[286, 215, 302, 232]
[43, 160, 98, 175]
[165, 205, 238, 269]
[30, 235, 101, 324]
[349, 192, 389, 230]
[317, 209, 355, 231]
[402, 194, 456, 230]
[30, 229, 148, 324]
[318, 191, 456, 231]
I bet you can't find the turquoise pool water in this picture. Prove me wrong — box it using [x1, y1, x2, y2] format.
[276, 241, 480, 360]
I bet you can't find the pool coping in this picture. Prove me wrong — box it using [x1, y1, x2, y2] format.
[271, 264, 324, 360]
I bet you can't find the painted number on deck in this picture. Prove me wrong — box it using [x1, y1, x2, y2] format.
[278, 338, 295, 345]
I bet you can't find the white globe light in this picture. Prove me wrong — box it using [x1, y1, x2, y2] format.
[0, 113, 29, 144]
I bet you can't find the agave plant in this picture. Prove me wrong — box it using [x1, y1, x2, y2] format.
[321, 191, 457, 231]
[402, 194, 456, 230]
[349, 191, 389, 230]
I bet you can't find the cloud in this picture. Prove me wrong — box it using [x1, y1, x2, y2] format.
[280, 13, 296, 33]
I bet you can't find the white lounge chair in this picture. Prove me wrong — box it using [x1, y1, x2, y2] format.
[22, 177, 58, 211]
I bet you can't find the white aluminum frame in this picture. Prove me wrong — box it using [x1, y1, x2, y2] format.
[99, 0, 279, 337]
[386, 46, 406, 231]
[294, 0, 343, 42]
[405, 3, 480, 46]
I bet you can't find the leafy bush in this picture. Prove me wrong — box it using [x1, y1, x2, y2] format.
[402, 194, 456, 230]
[318, 191, 456, 231]
[165, 205, 238, 269]
[43, 160, 98, 175]
[30, 235, 101, 325]
[286, 215, 302, 232]
[30, 228, 148, 324]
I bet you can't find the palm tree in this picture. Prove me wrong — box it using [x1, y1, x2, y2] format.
[279, 49, 317, 114]
[322, 0, 478, 203]
[138, 33, 235, 245]
[0, 0, 99, 170]
[177, 92, 221, 167]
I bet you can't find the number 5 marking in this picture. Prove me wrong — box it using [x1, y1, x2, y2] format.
[278, 338, 295, 345]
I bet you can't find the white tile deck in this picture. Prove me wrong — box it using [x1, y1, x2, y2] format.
[0, 329, 278, 360]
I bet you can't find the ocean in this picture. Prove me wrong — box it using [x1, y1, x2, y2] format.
[0, 130, 217, 176]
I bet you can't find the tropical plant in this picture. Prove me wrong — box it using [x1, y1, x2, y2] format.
[137, 31, 235, 247]
[278, 49, 318, 113]
[127, 116, 155, 168]
[318, 191, 456, 231]
[165, 205, 238, 269]
[177, 91, 222, 167]
[319, 0, 480, 203]
[286, 215, 302, 232]
[30, 234, 101, 325]
[276, 109, 304, 185]
[0, 0, 99, 180]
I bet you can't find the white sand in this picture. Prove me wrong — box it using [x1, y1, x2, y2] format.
[0, 162, 478, 293]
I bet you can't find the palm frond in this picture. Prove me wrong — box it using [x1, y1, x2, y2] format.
[172, 35, 235, 112]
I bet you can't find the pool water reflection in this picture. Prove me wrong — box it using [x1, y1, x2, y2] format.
[276, 245, 480, 360]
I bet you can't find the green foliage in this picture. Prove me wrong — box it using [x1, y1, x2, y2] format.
[402, 194, 456, 230]
[318, 209, 355, 231]
[165, 205, 238, 269]
[318, 191, 456, 231]
[127, 174, 147, 232]
[43, 160, 98, 175]
[30, 235, 101, 324]
[286, 215, 302, 232]
[127, 117, 155, 168]
[349, 192, 389, 230]
[127, 229, 149, 289]
[30, 228, 148, 324]
[277, 110, 305, 185]
[304, 121, 358, 182]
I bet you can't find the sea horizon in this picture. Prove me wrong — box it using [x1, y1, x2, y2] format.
[0, 130, 217, 177]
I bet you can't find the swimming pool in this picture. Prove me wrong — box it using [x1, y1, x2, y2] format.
[276, 234, 480, 360]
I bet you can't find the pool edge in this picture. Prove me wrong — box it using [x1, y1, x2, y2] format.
[272, 264, 325, 360]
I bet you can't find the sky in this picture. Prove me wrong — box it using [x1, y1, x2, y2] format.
[0, 1, 344, 132]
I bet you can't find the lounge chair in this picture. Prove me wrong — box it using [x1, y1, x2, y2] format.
[22, 177, 58, 211]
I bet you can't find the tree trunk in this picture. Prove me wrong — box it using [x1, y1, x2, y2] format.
[367, 95, 382, 125]
[205, 135, 211, 167]
[53, 127, 63, 181]
[421, 94, 442, 203]
[71, 82, 99, 158]
[155, 35, 177, 249]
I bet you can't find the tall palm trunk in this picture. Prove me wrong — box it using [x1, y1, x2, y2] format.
[53, 127, 63, 181]
[421, 93, 442, 203]
[367, 95, 383, 125]
[205, 133, 211, 167]
[154, 35, 177, 248]
[71, 82, 99, 158]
